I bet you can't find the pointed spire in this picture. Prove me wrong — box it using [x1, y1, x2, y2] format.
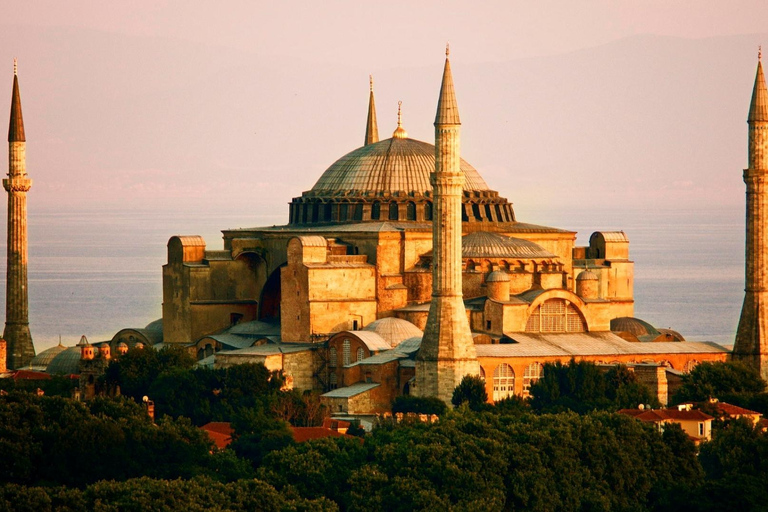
[8, 59, 25, 142]
[364, 75, 379, 146]
[749, 47, 768, 123]
[434, 44, 460, 126]
[393, 101, 408, 139]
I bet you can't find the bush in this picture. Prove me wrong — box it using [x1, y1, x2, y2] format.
[391, 395, 447, 416]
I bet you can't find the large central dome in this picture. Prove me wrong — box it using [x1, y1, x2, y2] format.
[288, 84, 516, 226]
[311, 137, 490, 195]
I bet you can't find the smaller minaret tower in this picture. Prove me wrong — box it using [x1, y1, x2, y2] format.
[3, 59, 34, 369]
[735, 48, 768, 381]
[364, 75, 379, 146]
[415, 47, 480, 403]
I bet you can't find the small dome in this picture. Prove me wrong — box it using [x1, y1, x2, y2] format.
[46, 347, 82, 375]
[30, 343, 67, 369]
[486, 270, 510, 282]
[610, 317, 660, 337]
[658, 328, 686, 342]
[576, 270, 598, 281]
[462, 231, 556, 259]
[76, 335, 89, 347]
[363, 317, 423, 347]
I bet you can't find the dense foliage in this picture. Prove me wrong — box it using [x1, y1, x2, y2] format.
[451, 374, 488, 410]
[3, 359, 768, 510]
[530, 360, 661, 413]
[672, 361, 768, 413]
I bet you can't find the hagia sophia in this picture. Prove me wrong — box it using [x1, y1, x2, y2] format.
[4, 49, 768, 418]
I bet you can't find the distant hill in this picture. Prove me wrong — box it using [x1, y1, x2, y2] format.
[0, 25, 764, 218]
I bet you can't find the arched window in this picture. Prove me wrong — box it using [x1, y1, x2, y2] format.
[493, 363, 515, 401]
[371, 201, 381, 220]
[522, 362, 543, 398]
[357, 347, 365, 362]
[353, 204, 363, 221]
[323, 202, 332, 221]
[343, 339, 351, 366]
[479, 366, 486, 379]
[339, 202, 349, 221]
[204, 344, 214, 358]
[329, 372, 337, 389]
[329, 347, 337, 368]
[388, 202, 399, 220]
[525, 299, 586, 333]
[424, 201, 433, 220]
[406, 201, 416, 220]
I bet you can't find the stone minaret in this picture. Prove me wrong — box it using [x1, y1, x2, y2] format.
[415, 48, 480, 403]
[364, 75, 379, 146]
[3, 60, 34, 369]
[735, 49, 768, 381]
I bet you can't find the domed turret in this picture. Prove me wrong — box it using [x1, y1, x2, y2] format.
[486, 270, 510, 301]
[117, 341, 128, 355]
[576, 270, 599, 299]
[99, 343, 111, 360]
[78, 335, 94, 360]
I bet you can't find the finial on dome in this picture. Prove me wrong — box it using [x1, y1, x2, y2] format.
[760, 46, 763, 61]
[393, 101, 408, 139]
[370, 74, 373, 92]
[13, 58, 17, 75]
[446, 43, 450, 57]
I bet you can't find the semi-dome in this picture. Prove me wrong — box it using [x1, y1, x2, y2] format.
[311, 137, 489, 195]
[46, 347, 82, 375]
[462, 231, 556, 259]
[363, 317, 423, 347]
[610, 317, 661, 337]
[29, 343, 67, 370]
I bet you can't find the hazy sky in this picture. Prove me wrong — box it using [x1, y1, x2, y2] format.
[2, 2, 768, 221]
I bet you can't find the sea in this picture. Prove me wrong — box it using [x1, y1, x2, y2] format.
[3, 205, 744, 353]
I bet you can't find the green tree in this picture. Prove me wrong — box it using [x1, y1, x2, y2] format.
[104, 345, 195, 401]
[530, 360, 659, 413]
[672, 361, 767, 405]
[391, 395, 447, 416]
[451, 374, 488, 410]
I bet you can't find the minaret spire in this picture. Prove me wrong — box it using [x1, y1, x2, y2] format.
[8, 59, 25, 143]
[749, 48, 768, 124]
[735, 50, 768, 381]
[416, 48, 480, 403]
[364, 75, 379, 146]
[3, 60, 34, 369]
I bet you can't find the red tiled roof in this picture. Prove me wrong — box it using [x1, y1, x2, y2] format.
[619, 408, 713, 422]
[12, 370, 51, 380]
[290, 426, 357, 443]
[200, 422, 234, 450]
[711, 402, 761, 417]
